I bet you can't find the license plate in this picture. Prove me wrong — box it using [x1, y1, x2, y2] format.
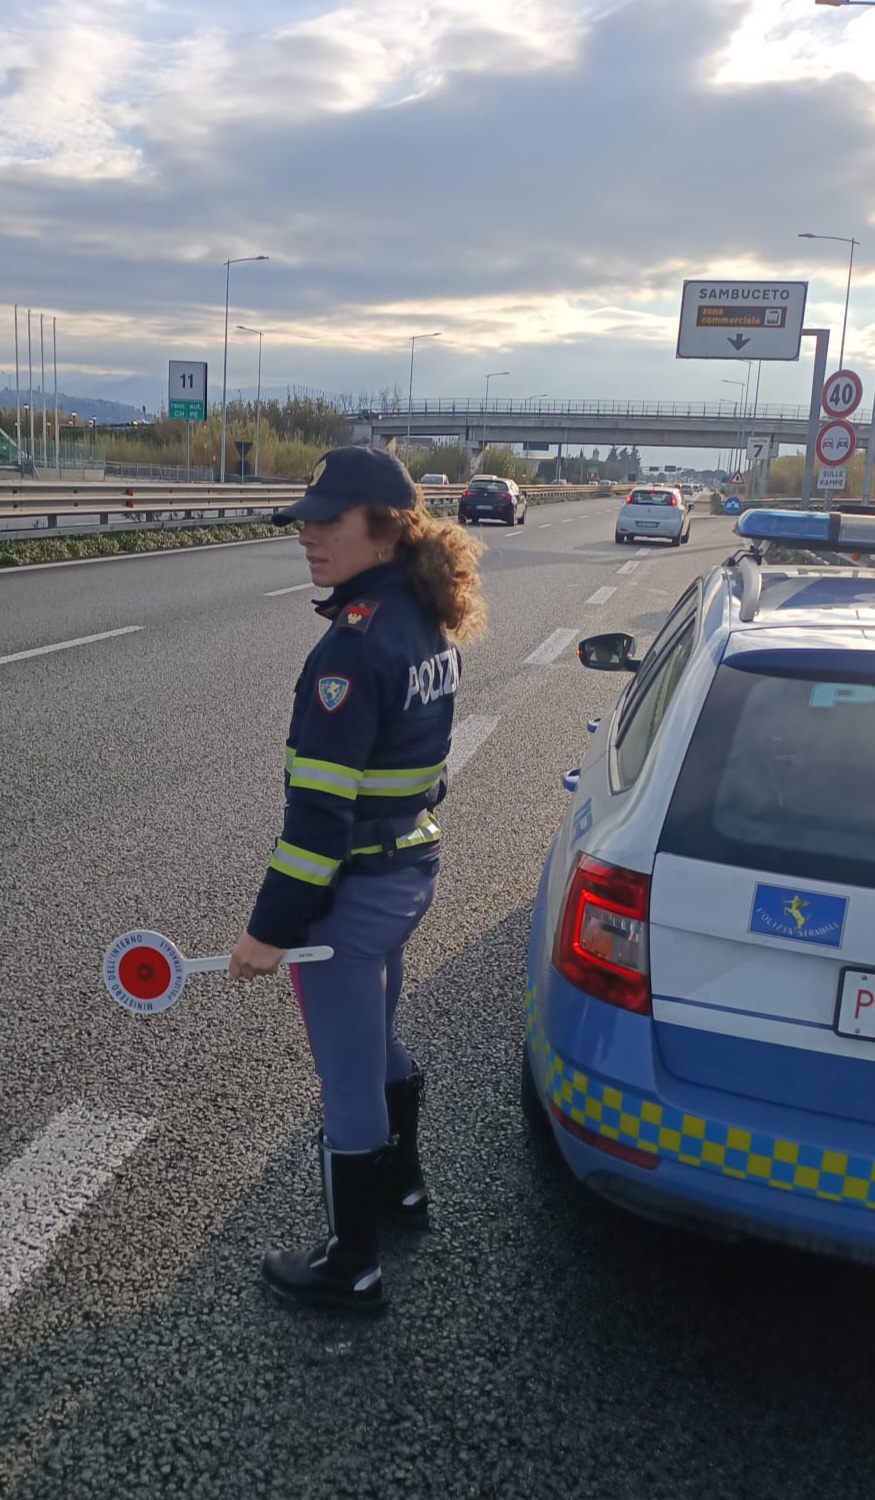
[835, 968, 875, 1040]
[477, 505, 492, 512]
[637, 520, 659, 529]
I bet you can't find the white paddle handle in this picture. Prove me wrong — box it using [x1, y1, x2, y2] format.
[183, 945, 334, 975]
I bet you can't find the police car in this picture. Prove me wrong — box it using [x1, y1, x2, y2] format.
[524, 510, 875, 1262]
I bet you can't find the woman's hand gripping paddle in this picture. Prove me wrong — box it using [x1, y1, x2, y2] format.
[103, 930, 333, 1015]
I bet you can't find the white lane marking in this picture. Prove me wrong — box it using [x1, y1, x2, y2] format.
[0, 625, 143, 666]
[502, 531, 524, 540]
[635, 548, 651, 557]
[538, 523, 552, 529]
[0, 534, 298, 576]
[560, 518, 575, 524]
[264, 582, 315, 596]
[447, 714, 500, 778]
[0, 1104, 155, 1314]
[525, 628, 579, 667]
[585, 586, 617, 605]
[616, 560, 639, 575]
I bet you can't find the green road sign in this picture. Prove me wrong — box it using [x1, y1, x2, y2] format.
[168, 360, 207, 422]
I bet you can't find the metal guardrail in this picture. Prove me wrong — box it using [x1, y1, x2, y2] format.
[0, 482, 600, 542]
[105, 461, 215, 482]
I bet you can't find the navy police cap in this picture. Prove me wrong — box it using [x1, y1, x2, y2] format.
[272, 446, 418, 526]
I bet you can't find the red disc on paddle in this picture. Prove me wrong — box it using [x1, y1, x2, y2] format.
[117, 945, 173, 1000]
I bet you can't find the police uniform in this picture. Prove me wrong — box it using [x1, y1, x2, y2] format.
[252, 447, 460, 1316]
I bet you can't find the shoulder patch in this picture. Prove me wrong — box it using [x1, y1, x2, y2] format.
[337, 598, 381, 634]
[318, 676, 352, 712]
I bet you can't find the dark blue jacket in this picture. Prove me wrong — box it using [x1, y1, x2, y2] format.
[247, 561, 460, 948]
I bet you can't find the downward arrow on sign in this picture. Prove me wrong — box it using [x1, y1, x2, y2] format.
[728, 334, 751, 351]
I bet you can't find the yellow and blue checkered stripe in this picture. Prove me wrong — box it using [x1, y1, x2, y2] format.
[526, 983, 875, 1212]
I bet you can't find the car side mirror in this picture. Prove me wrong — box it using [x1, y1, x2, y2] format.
[578, 632, 640, 672]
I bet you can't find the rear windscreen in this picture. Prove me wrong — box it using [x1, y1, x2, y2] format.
[628, 490, 674, 506]
[659, 661, 875, 886]
[470, 481, 509, 493]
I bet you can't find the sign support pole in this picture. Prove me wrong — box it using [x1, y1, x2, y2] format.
[801, 328, 830, 508]
[185, 420, 191, 482]
[862, 392, 875, 507]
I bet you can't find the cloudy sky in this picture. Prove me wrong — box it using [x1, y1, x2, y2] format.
[2, 0, 875, 439]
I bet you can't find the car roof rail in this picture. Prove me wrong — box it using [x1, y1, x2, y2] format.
[737, 553, 762, 622]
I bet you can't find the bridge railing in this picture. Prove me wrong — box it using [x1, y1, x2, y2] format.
[367, 397, 815, 421]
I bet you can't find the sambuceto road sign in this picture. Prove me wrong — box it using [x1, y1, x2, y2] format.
[676, 280, 808, 361]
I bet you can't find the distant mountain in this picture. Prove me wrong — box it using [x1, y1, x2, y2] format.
[0, 387, 150, 425]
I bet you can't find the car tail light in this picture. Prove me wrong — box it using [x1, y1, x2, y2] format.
[461, 490, 470, 499]
[669, 495, 678, 506]
[551, 854, 651, 1013]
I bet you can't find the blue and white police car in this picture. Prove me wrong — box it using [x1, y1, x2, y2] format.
[524, 509, 875, 1261]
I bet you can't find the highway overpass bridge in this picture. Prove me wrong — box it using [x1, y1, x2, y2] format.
[351, 397, 870, 455]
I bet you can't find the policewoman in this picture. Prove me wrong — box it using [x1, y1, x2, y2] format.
[230, 446, 486, 1314]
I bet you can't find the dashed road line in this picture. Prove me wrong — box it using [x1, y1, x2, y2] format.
[447, 714, 500, 778]
[616, 560, 639, 575]
[264, 582, 315, 596]
[0, 625, 143, 666]
[0, 1104, 156, 1314]
[524, 628, 579, 667]
[538, 523, 552, 529]
[585, 586, 617, 606]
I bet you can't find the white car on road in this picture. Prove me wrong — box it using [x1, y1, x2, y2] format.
[616, 485, 692, 547]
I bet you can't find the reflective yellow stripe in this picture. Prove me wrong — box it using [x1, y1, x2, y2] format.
[287, 755, 361, 801]
[351, 816, 441, 857]
[358, 762, 446, 798]
[269, 840, 341, 887]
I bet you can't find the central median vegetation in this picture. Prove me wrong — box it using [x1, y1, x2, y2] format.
[0, 487, 616, 568]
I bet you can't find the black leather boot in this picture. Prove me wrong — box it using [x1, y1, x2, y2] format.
[262, 1135, 389, 1315]
[383, 1067, 429, 1228]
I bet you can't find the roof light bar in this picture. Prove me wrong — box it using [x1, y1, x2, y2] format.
[734, 509, 875, 550]
[735, 510, 832, 543]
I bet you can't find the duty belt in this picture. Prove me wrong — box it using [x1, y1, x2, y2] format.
[349, 808, 441, 858]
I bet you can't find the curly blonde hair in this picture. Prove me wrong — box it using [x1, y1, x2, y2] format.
[365, 490, 488, 642]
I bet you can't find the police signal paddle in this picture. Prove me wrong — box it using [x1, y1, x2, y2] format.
[103, 930, 334, 1016]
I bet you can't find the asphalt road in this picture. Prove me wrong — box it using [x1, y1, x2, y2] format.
[2, 499, 874, 1500]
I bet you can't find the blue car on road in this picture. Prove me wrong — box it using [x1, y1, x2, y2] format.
[524, 509, 875, 1262]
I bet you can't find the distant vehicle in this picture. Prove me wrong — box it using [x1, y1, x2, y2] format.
[680, 485, 693, 499]
[420, 473, 450, 487]
[458, 476, 527, 527]
[524, 508, 875, 1264]
[615, 486, 692, 548]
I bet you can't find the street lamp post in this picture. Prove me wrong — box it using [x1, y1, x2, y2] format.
[220, 255, 269, 483]
[721, 379, 746, 476]
[237, 326, 265, 478]
[482, 370, 510, 465]
[798, 232, 859, 367]
[405, 332, 442, 463]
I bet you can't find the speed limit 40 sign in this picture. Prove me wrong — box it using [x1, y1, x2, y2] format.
[822, 369, 863, 419]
